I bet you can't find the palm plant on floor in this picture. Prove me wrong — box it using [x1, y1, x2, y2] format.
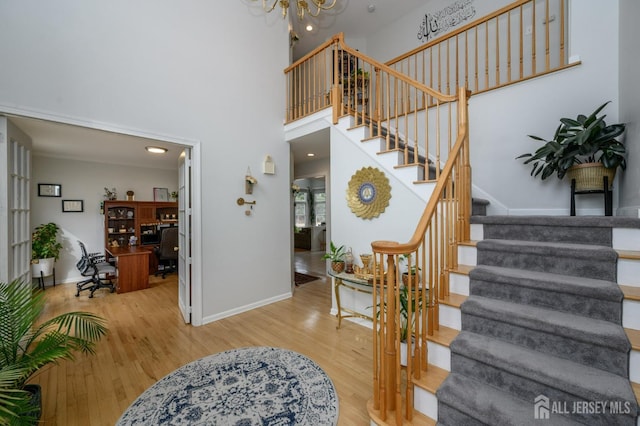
[0, 280, 108, 424]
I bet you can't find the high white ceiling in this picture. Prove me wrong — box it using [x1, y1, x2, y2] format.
[291, 0, 428, 62]
[7, 0, 429, 170]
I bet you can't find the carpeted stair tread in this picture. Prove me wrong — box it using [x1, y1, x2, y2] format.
[476, 239, 617, 281]
[470, 215, 640, 228]
[450, 331, 638, 407]
[437, 373, 582, 426]
[477, 239, 618, 260]
[462, 296, 630, 352]
[461, 297, 630, 375]
[471, 265, 622, 302]
[469, 265, 622, 323]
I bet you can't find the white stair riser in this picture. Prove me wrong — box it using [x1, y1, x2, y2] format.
[470, 223, 484, 241]
[440, 304, 461, 330]
[458, 246, 477, 266]
[613, 228, 640, 251]
[336, 116, 354, 131]
[623, 299, 640, 330]
[360, 137, 385, 157]
[394, 164, 423, 183]
[630, 350, 640, 384]
[414, 385, 438, 420]
[346, 126, 367, 141]
[618, 259, 640, 287]
[427, 340, 451, 371]
[376, 151, 404, 171]
[450, 272, 470, 296]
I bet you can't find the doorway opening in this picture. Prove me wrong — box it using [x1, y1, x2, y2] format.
[1, 111, 203, 325]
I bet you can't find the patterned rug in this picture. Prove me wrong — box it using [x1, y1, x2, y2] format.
[294, 272, 320, 286]
[117, 347, 339, 425]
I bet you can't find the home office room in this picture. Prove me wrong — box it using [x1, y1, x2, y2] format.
[17, 116, 183, 294]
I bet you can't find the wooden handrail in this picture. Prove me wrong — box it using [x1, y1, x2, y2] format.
[369, 87, 470, 424]
[386, 0, 534, 65]
[385, 0, 577, 98]
[282, 4, 579, 423]
[335, 35, 457, 103]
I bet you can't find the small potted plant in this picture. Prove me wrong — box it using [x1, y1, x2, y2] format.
[323, 241, 346, 273]
[0, 279, 108, 423]
[400, 254, 421, 286]
[517, 101, 626, 191]
[31, 223, 64, 277]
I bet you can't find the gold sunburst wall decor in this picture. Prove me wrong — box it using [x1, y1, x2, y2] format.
[346, 167, 392, 219]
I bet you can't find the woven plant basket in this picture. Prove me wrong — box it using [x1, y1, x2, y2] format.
[566, 163, 616, 191]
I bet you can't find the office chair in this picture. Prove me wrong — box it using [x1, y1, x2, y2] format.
[76, 241, 116, 298]
[154, 227, 178, 278]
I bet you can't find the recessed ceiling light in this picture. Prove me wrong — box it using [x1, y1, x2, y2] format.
[146, 146, 168, 154]
[368, 4, 376, 13]
[307, 153, 315, 157]
[306, 24, 313, 31]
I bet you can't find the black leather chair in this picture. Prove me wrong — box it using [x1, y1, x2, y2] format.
[75, 241, 116, 298]
[154, 227, 178, 278]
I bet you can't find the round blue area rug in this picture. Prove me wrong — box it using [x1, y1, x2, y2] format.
[117, 347, 339, 425]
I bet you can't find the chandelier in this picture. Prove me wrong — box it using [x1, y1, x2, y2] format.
[256, 0, 337, 20]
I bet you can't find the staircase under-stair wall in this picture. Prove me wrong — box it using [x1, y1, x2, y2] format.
[413, 215, 640, 426]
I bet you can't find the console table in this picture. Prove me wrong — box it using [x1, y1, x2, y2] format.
[328, 271, 374, 329]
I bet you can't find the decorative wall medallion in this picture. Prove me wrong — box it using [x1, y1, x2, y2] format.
[346, 167, 391, 219]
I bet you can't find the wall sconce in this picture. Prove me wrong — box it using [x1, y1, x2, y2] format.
[246, 167, 257, 194]
[263, 155, 275, 175]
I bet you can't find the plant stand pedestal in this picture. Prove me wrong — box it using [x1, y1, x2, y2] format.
[37, 268, 56, 290]
[570, 176, 612, 216]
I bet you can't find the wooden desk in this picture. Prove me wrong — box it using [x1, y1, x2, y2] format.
[105, 246, 152, 294]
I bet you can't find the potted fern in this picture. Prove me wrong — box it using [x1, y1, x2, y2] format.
[0, 280, 107, 423]
[31, 223, 64, 278]
[517, 101, 626, 191]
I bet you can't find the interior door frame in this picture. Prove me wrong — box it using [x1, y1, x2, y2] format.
[0, 106, 203, 325]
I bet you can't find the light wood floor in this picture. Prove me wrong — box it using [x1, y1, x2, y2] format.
[31, 250, 373, 425]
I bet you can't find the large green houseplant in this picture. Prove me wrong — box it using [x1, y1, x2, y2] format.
[0, 280, 107, 423]
[31, 223, 63, 261]
[31, 223, 64, 277]
[517, 101, 626, 188]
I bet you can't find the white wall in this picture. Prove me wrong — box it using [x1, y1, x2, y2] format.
[0, 1, 291, 322]
[367, 0, 511, 63]
[618, 0, 640, 217]
[31, 155, 178, 284]
[330, 127, 426, 264]
[365, 0, 625, 215]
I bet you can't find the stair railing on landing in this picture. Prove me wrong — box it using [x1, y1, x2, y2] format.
[369, 87, 470, 425]
[386, 0, 578, 109]
[285, 33, 460, 182]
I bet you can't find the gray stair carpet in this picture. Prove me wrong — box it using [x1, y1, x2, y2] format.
[437, 216, 639, 425]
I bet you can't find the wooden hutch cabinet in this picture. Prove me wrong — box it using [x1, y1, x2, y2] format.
[104, 200, 178, 274]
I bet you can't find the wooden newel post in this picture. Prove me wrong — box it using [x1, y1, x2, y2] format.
[384, 254, 397, 412]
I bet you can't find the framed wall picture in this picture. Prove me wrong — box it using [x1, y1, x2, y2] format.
[38, 183, 62, 197]
[62, 200, 84, 213]
[153, 187, 169, 202]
